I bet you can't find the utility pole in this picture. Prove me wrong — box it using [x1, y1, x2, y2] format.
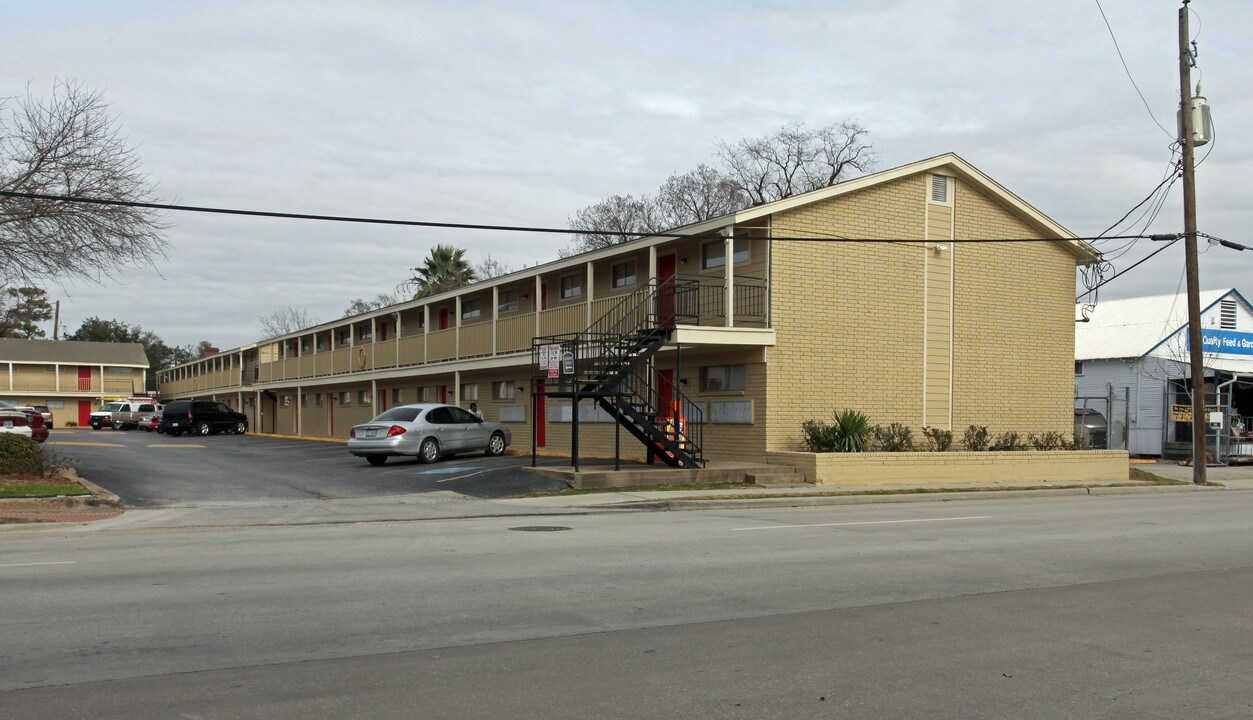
[1178, 0, 1206, 485]
[53, 300, 61, 340]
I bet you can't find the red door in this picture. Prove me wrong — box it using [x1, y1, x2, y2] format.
[439, 385, 447, 404]
[381, 389, 388, 412]
[439, 309, 450, 330]
[77, 399, 92, 426]
[535, 378, 546, 447]
[379, 322, 389, 342]
[77, 365, 92, 392]
[657, 254, 677, 326]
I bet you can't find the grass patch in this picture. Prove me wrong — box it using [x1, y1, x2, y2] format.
[0, 516, 52, 524]
[0, 484, 91, 499]
[1129, 467, 1188, 484]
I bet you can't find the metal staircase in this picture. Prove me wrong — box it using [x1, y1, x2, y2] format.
[533, 278, 705, 468]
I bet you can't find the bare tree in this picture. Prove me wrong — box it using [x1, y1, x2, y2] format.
[474, 255, 512, 280]
[342, 292, 402, 317]
[258, 305, 319, 338]
[563, 194, 663, 257]
[715, 121, 876, 205]
[0, 80, 166, 286]
[654, 164, 748, 229]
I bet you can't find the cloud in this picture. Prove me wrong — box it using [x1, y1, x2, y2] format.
[2, 0, 1249, 349]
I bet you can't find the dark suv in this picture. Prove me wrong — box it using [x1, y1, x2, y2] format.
[158, 400, 249, 437]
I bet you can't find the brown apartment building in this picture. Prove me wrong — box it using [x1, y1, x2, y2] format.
[157, 154, 1096, 463]
[0, 338, 150, 427]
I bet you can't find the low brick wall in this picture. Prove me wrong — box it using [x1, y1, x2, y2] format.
[766, 450, 1130, 486]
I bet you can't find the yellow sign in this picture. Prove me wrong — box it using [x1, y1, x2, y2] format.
[1170, 404, 1222, 422]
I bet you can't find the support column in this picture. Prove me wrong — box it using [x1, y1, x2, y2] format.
[492, 286, 499, 356]
[296, 385, 303, 436]
[586, 261, 595, 327]
[723, 227, 735, 327]
[453, 370, 461, 405]
[455, 296, 462, 359]
[534, 275, 543, 336]
[648, 245, 658, 283]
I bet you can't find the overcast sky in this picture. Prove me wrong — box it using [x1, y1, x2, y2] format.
[4, 0, 1250, 350]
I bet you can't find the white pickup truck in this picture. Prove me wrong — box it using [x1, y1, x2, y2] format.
[90, 399, 161, 430]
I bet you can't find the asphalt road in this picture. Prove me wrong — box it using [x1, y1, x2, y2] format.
[46, 428, 566, 504]
[2, 490, 1252, 718]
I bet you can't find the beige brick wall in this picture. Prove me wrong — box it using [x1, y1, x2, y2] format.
[951, 183, 1075, 436]
[768, 450, 1129, 485]
[767, 174, 929, 451]
[767, 172, 1080, 451]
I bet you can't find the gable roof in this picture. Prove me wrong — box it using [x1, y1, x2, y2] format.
[1075, 288, 1247, 360]
[0, 338, 149, 367]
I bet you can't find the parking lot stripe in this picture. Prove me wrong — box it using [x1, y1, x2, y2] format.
[147, 444, 206, 448]
[48, 442, 124, 448]
[0, 561, 76, 568]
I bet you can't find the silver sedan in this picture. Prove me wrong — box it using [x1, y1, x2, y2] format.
[348, 403, 512, 466]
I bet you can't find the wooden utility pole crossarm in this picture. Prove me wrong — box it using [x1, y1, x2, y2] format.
[1179, 0, 1206, 484]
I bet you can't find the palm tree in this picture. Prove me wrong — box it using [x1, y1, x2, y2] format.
[408, 244, 476, 298]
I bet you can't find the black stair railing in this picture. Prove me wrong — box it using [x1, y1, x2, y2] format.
[532, 277, 704, 468]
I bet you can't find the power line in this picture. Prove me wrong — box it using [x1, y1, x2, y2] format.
[1076, 236, 1182, 300]
[0, 189, 1151, 245]
[1094, 0, 1175, 139]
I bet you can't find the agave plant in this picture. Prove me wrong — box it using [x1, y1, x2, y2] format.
[832, 409, 872, 452]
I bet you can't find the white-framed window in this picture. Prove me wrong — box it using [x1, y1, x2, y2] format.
[316, 337, 328, 352]
[300, 394, 307, 408]
[417, 386, 430, 402]
[498, 289, 519, 313]
[1074, 361, 1084, 375]
[315, 393, 323, 407]
[358, 325, 372, 342]
[702, 238, 750, 270]
[44, 364, 56, 373]
[391, 388, 402, 404]
[338, 392, 351, 406]
[462, 299, 482, 321]
[460, 383, 478, 401]
[105, 366, 132, 375]
[492, 381, 515, 400]
[612, 260, 636, 289]
[560, 274, 582, 299]
[357, 390, 372, 406]
[702, 364, 746, 392]
[339, 329, 352, 346]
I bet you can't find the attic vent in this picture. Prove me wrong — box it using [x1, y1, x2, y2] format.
[929, 174, 950, 203]
[1220, 299, 1237, 330]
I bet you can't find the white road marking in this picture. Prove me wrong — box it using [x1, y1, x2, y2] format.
[435, 467, 503, 483]
[732, 516, 992, 531]
[0, 561, 76, 568]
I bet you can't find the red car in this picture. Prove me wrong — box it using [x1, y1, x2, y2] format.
[12, 406, 49, 443]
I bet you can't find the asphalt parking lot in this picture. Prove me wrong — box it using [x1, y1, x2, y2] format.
[48, 429, 569, 507]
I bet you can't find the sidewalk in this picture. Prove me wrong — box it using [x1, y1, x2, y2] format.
[4, 460, 1241, 531]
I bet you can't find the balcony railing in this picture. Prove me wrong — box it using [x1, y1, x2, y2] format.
[171, 283, 771, 394]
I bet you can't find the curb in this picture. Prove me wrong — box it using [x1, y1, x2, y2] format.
[0, 468, 123, 516]
[601, 483, 1216, 512]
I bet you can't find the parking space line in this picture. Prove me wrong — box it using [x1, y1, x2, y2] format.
[48, 441, 125, 447]
[0, 561, 76, 568]
[147, 444, 206, 448]
[732, 516, 991, 531]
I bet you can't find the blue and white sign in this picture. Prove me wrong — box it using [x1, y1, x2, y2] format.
[1189, 329, 1253, 356]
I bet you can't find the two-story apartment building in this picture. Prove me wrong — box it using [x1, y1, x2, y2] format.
[158, 153, 1097, 463]
[0, 338, 150, 426]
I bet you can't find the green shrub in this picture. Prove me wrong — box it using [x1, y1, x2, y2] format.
[921, 426, 953, 452]
[800, 419, 838, 452]
[963, 425, 991, 451]
[1030, 431, 1067, 451]
[65, 420, 78, 427]
[0, 434, 46, 475]
[991, 431, 1027, 451]
[832, 409, 872, 452]
[872, 422, 914, 451]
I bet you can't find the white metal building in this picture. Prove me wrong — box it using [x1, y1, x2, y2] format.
[1075, 288, 1253, 458]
